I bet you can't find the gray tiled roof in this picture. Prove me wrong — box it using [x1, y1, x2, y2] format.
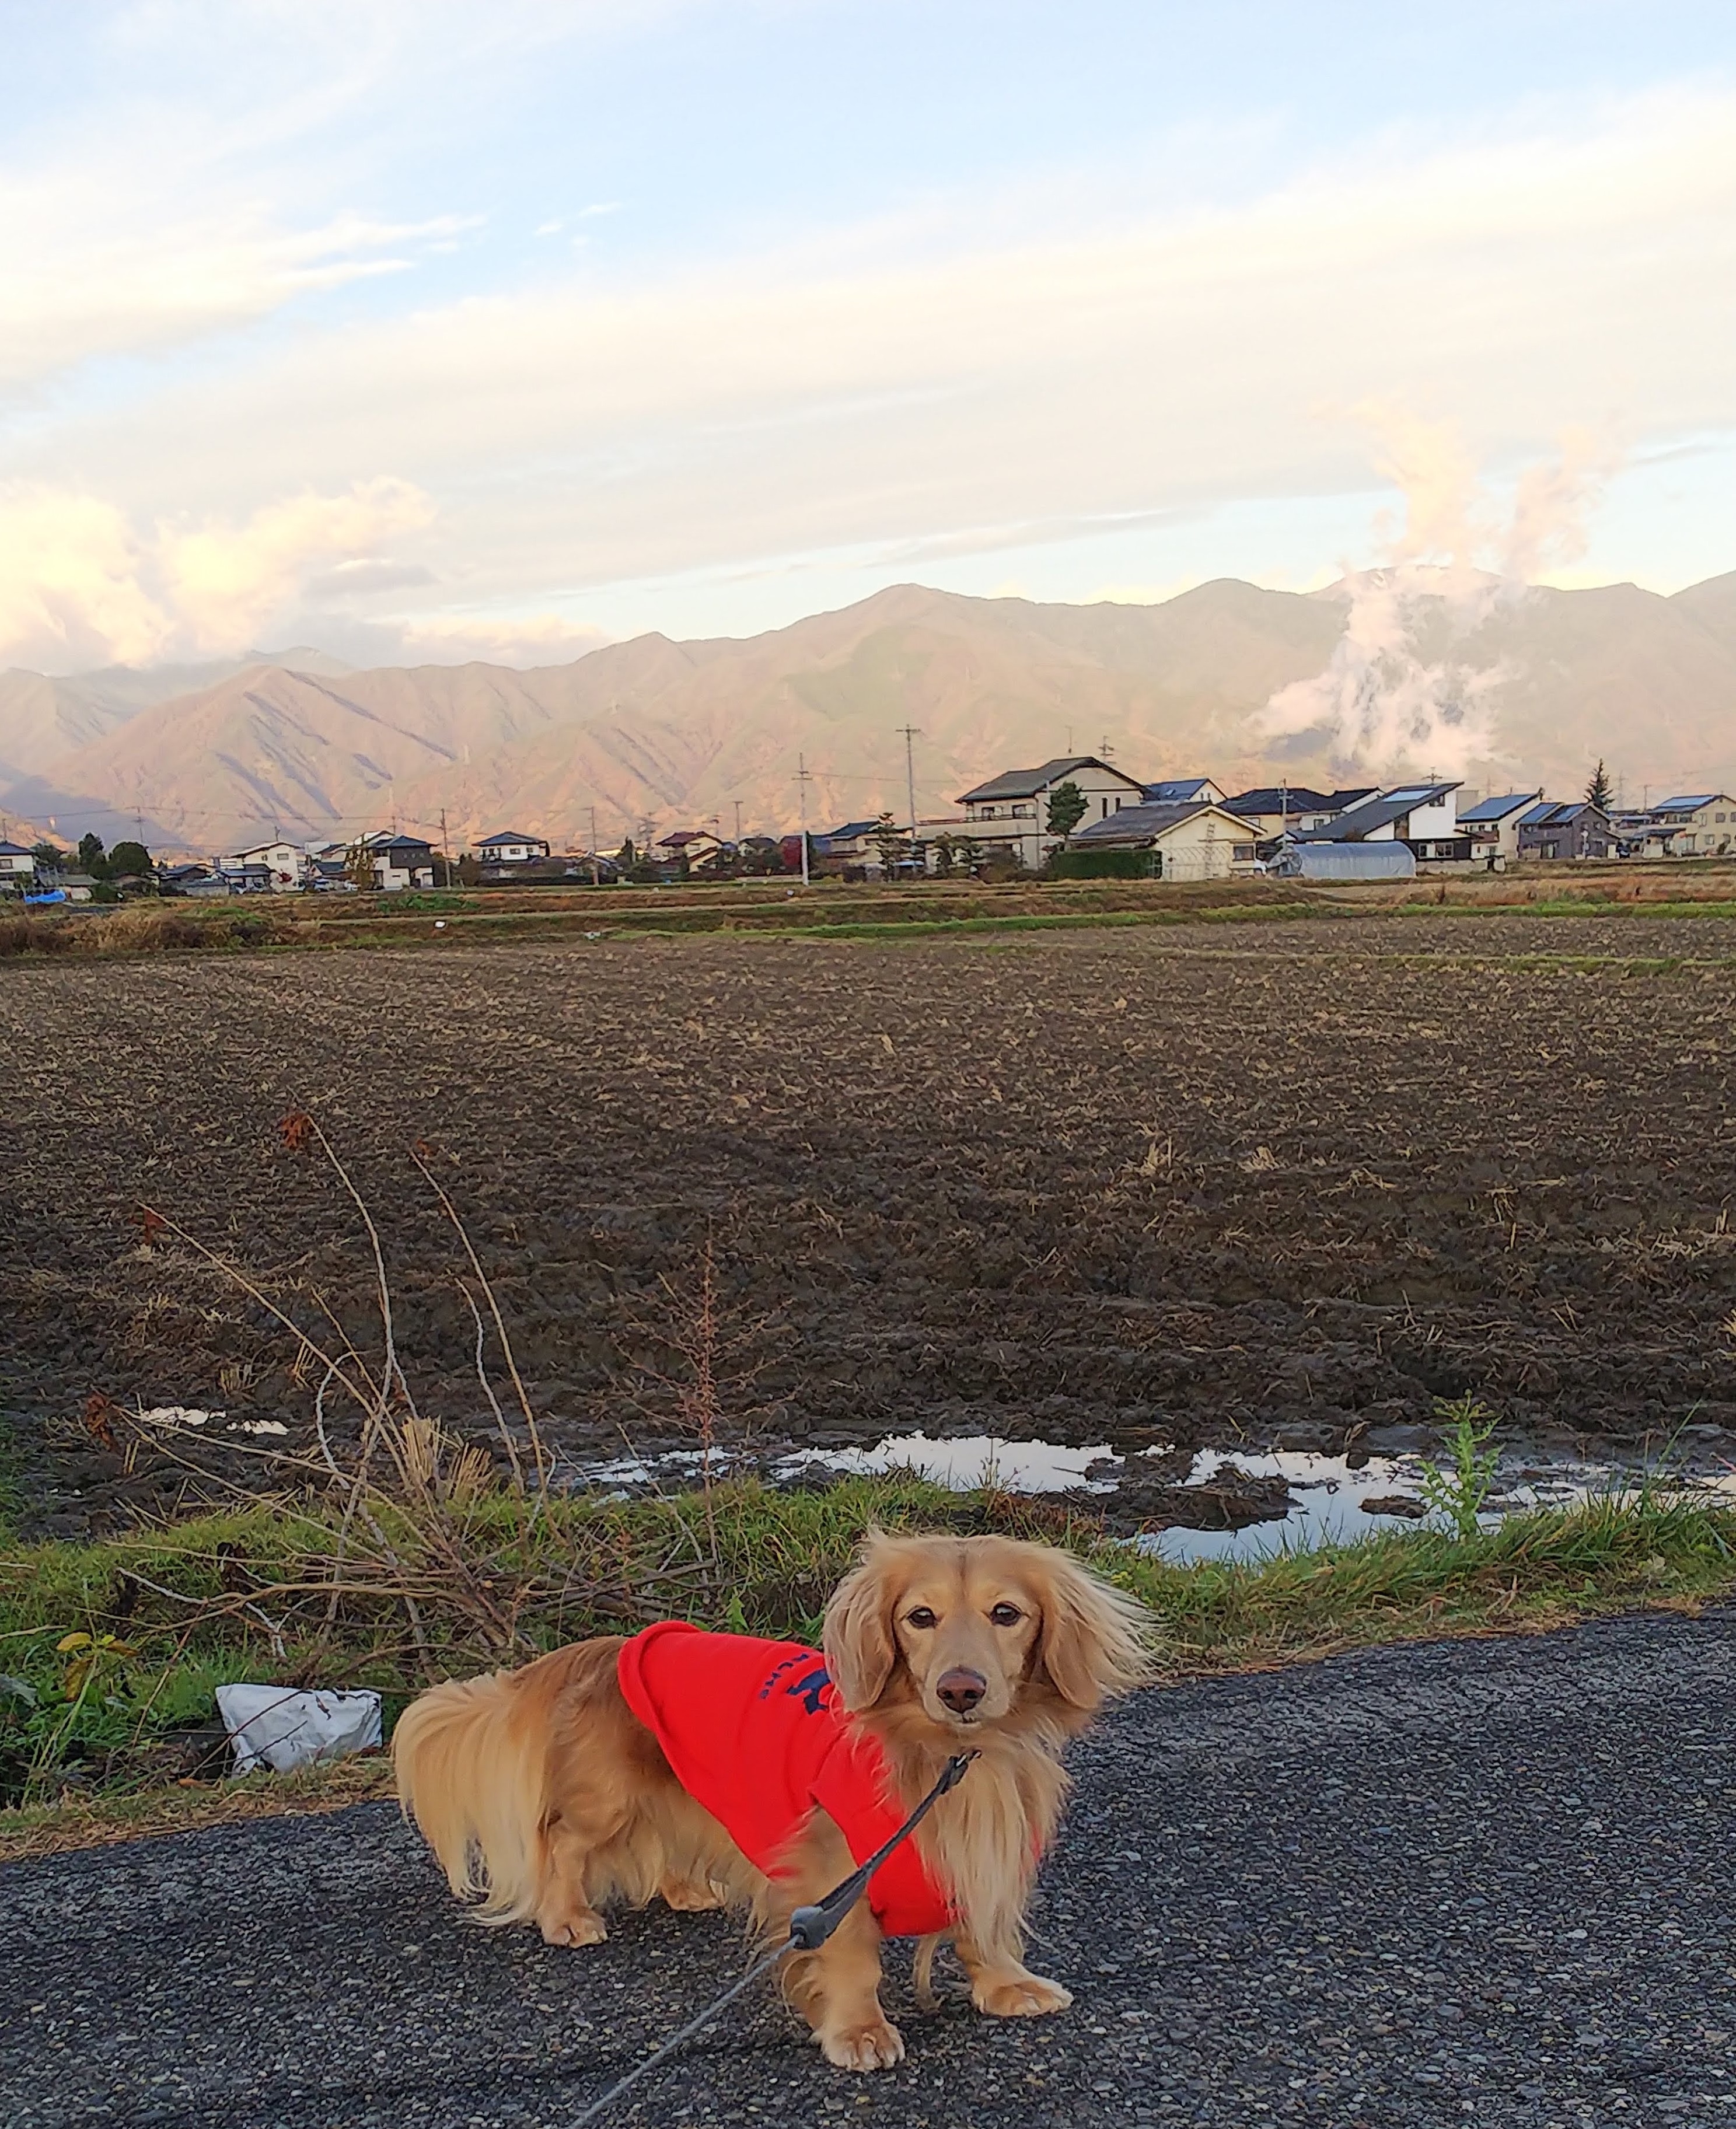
[1293, 782, 1459, 842]
[1072, 801, 1256, 844]
[956, 756, 1129, 803]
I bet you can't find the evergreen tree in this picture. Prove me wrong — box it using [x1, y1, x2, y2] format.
[78, 831, 108, 878]
[872, 812, 910, 876]
[1585, 760, 1613, 812]
[1045, 781, 1088, 841]
[107, 839, 154, 880]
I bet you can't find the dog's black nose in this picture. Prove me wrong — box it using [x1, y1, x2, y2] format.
[937, 1668, 987, 1715]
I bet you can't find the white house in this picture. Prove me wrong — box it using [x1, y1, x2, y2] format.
[219, 840, 311, 892]
[1068, 800, 1263, 880]
[956, 755, 1147, 870]
[1293, 781, 1464, 859]
[656, 828, 725, 871]
[1646, 795, 1736, 857]
[476, 830, 551, 866]
[361, 833, 437, 890]
[1455, 792, 1542, 868]
[0, 840, 38, 886]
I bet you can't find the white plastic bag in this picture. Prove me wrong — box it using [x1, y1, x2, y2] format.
[215, 1683, 382, 1774]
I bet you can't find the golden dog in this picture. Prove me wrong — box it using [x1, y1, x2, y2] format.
[392, 1532, 1152, 2069]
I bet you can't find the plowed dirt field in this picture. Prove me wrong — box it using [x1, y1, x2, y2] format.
[3, 912, 1733, 1532]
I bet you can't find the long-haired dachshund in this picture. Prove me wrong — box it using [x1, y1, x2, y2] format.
[392, 1531, 1152, 2069]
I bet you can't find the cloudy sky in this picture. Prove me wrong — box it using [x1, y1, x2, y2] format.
[4, 0, 1735, 671]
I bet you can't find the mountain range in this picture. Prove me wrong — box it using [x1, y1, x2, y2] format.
[2, 573, 1733, 858]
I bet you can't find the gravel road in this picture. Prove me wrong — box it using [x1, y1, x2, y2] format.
[2, 1610, 1732, 2129]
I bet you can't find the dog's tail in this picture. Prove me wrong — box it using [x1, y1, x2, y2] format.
[393, 1652, 567, 1925]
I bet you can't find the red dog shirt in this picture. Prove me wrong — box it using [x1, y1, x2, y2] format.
[616, 1620, 953, 1938]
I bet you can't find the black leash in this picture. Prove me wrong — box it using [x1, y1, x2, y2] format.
[569, 1750, 976, 2126]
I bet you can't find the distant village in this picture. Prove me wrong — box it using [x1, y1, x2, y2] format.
[2, 757, 1732, 900]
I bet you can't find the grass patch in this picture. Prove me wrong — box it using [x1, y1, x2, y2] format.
[3, 1476, 1730, 1853]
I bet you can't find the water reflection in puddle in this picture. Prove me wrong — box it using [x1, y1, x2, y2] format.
[562, 1433, 1734, 1566]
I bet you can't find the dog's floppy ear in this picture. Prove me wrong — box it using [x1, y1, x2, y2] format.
[823, 1536, 899, 1711]
[1036, 1550, 1156, 1711]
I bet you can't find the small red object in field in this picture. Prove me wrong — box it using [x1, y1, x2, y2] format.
[137, 1206, 167, 1246]
[83, 1392, 121, 1452]
[280, 1110, 315, 1153]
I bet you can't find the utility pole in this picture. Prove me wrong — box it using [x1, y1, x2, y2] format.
[733, 799, 743, 845]
[797, 755, 812, 887]
[439, 807, 451, 886]
[898, 723, 920, 876]
[589, 804, 600, 888]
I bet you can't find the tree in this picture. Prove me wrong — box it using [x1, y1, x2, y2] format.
[29, 841, 65, 875]
[1585, 759, 1613, 812]
[107, 839, 154, 881]
[343, 841, 378, 890]
[1045, 781, 1088, 841]
[872, 812, 910, 878]
[931, 832, 956, 878]
[78, 832, 108, 878]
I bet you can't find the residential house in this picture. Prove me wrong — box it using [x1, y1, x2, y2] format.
[1220, 786, 1376, 839]
[956, 755, 1147, 870]
[656, 828, 725, 872]
[1517, 800, 1616, 861]
[1646, 794, 1736, 857]
[219, 861, 276, 894]
[1457, 792, 1543, 868]
[1141, 776, 1227, 806]
[0, 840, 37, 889]
[59, 872, 98, 903]
[475, 830, 551, 866]
[813, 820, 886, 876]
[158, 862, 230, 899]
[362, 833, 437, 890]
[1067, 800, 1263, 880]
[1293, 781, 1467, 863]
[218, 840, 311, 892]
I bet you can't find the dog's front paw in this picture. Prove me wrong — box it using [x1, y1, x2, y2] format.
[539, 1910, 607, 1947]
[972, 1971, 1073, 2018]
[818, 2017, 906, 2071]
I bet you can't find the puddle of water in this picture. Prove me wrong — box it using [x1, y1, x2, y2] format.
[777, 1434, 1118, 1494]
[1134, 1449, 1445, 1564]
[551, 1431, 1735, 1566]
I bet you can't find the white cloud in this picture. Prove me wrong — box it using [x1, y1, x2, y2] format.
[0, 488, 172, 668]
[160, 478, 436, 650]
[0, 477, 436, 669]
[30, 83, 1728, 613]
[389, 611, 612, 665]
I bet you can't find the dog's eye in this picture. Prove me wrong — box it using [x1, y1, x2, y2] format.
[989, 1603, 1024, 1627]
[904, 1607, 938, 1630]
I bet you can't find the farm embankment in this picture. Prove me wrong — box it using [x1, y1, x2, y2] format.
[3, 858, 1735, 959]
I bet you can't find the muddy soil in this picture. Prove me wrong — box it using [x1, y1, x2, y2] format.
[2, 913, 1732, 1534]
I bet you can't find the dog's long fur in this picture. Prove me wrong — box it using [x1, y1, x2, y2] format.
[393, 1533, 1152, 2069]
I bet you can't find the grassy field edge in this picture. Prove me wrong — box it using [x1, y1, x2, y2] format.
[4, 1478, 1731, 1862]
